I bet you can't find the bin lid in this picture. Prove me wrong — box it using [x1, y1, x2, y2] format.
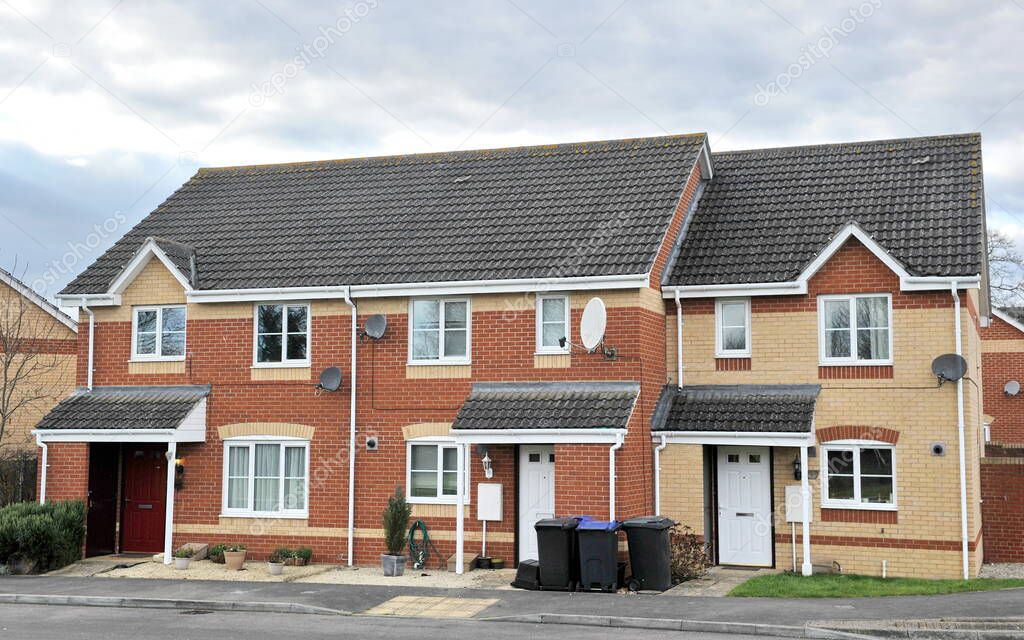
[535, 517, 580, 530]
[622, 516, 676, 530]
[578, 519, 620, 531]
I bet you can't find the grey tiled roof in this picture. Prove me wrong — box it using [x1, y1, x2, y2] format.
[652, 384, 820, 433]
[666, 133, 985, 286]
[36, 385, 211, 431]
[152, 237, 198, 287]
[451, 382, 639, 431]
[62, 135, 707, 294]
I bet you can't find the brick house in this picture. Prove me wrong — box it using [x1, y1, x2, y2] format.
[36, 132, 993, 578]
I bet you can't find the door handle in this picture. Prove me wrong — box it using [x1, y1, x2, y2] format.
[736, 512, 754, 517]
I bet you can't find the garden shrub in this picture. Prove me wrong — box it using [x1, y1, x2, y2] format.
[0, 500, 86, 573]
[669, 524, 710, 583]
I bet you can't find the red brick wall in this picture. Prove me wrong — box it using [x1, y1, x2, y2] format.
[650, 161, 703, 287]
[979, 315, 1024, 445]
[38, 442, 89, 502]
[980, 461, 1024, 562]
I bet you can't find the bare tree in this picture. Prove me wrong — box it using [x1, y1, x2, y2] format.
[988, 229, 1024, 311]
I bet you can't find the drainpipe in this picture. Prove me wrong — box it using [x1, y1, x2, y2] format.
[654, 434, 667, 515]
[35, 434, 47, 504]
[343, 287, 358, 567]
[950, 281, 970, 580]
[674, 290, 683, 388]
[81, 300, 95, 390]
[609, 432, 624, 520]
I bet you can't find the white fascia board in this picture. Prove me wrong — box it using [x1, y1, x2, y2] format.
[0, 269, 79, 332]
[652, 430, 815, 447]
[799, 223, 910, 284]
[697, 138, 714, 180]
[900, 275, 981, 291]
[992, 308, 1024, 335]
[108, 239, 193, 296]
[664, 281, 806, 299]
[186, 273, 650, 304]
[33, 429, 177, 443]
[55, 294, 121, 307]
[452, 428, 626, 445]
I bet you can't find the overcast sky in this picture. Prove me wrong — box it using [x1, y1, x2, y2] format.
[2, 0, 1023, 300]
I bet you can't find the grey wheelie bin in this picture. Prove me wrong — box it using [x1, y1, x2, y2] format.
[622, 516, 676, 591]
[534, 517, 581, 590]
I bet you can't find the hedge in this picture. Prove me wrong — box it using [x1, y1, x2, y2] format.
[0, 500, 85, 573]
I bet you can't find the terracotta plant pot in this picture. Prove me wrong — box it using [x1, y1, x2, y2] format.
[223, 550, 247, 571]
[381, 554, 407, 577]
[267, 562, 284, 576]
[174, 557, 191, 570]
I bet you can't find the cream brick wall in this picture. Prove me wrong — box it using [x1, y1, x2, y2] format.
[658, 443, 706, 535]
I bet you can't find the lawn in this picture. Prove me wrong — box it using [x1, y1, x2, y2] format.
[729, 572, 1024, 598]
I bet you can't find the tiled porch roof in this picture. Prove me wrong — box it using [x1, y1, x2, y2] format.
[652, 384, 820, 433]
[36, 385, 211, 431]
[451, 381, 639, 431]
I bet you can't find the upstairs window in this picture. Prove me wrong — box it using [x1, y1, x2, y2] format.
[132, 305, 186, 361]
[536, 294, 570, 353]
[409, 299, 470, 364]
[822, 443, 896, 509]
[819, 294, 891, 364]
[254, 303, 310, 366]
[715, 298, 750, 357]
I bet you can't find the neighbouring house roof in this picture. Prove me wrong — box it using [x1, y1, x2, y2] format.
[652, 384, 821, 433]
[0, 267, 77, 332]
[665, 133, 985, 286]
[61, 134, 708, 295]
[451, 381, 639, 431]
[36, 385, 211, 431]
[999, 306, 1024, 324]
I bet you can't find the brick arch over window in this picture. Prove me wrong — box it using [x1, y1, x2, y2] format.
[817, 425, 900, 444]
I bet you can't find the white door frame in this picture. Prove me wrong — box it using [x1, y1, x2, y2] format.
[716, 445, 773, 567]
[517, 444, 555, 562]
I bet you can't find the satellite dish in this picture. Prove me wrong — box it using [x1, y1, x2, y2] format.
[580, 297, 607, 351]
[364, 314, 387, 339]
[1005, 380, 1021, 397]
[931, 354, 968, 384]
[317, 367, 343, 392]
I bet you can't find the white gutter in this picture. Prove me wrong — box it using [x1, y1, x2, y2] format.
[82, 300, 95, 390]
[609, 431, 623, 520]
[950, 281, 970, 580]
[35, 434, 47, 504]
[674, 289, 683, 388]
[654, 434, 667, 516]
[343, 286, 357, 567]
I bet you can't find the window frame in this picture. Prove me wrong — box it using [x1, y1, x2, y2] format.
[407, 298, 472, 365]
[715, 297, 751, 358]
[251, 302, 312, 368]
[817, 293, 893, 366]
[221, 436, 310, 519]
[130, 305, 187, 362]
[405, 439, 470, 505]
[820, 441, 897, 511]
[535, 293, 571, 354]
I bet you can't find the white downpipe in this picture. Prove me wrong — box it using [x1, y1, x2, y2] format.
[674, 290, 683, 388]
[343, 287, 358, 567]
[609, 432, 623, 520]
[36, 435, 47, 503]
[455, 442, 466, 574]
[163, 442, 177, 565]
[654, 434, 667, 515]
[951, 281, 970, 580]
[82, 301, 95, 390]
[800, 445, 812, 576]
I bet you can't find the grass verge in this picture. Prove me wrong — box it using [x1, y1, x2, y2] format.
[729, 572, 1024, 598]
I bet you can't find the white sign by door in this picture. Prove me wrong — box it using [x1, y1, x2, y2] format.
[518, 445, 555, 562]
[717, 446, 772, 566]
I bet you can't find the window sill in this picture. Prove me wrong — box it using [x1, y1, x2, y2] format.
[715, 352, 751, 359]
[251, 362, 311, 369]
[219, 512, 309, 520]
[406, 498, 470, 506]
[820, 502, 897, 512]
[407, 360, 472, 367]
[819, 361, 893, 367]
[130, 357, 186, 363]
[534, 350, 570, 356]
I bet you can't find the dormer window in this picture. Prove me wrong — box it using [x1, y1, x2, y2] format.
[132, 305, 186, 361]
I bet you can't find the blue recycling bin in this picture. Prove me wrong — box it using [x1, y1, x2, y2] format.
[577, 519, 621, 592]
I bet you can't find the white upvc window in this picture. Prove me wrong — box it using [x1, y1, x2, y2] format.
[253, 303, 310, 367]
[408, 298, 471, 364]
[132, 305, 186, 361]
[405, 440, 470, 504]
[536, 294, 570, 353]
[818, 294, 892, 365]
[821, 441, 897, 510]
[715, 298, 751, 357]
[222, 438, 310, 518]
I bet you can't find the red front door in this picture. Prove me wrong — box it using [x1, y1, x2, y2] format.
[121, 444, 167, 553]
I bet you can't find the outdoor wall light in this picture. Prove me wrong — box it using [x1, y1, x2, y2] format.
[475, 445, 494, 479]
[793, 458, 802, 481]
[175, 459, 185, 490]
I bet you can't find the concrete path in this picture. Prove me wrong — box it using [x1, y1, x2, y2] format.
[664, 567, 777, 597]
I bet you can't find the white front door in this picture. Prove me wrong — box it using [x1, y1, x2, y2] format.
[717, 446, 772, 566]
[518, 445, 555, 562]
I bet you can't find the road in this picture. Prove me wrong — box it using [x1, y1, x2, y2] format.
[0, 604, 765, 640]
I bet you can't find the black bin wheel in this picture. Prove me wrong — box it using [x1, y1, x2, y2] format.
[627, 578, 641, 592]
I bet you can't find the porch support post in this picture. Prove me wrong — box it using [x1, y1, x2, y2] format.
[800, 445, 812, 576]
[163, 441, 177, 565]
[35, 435, 48, 504]
[455, 443, 465, 574]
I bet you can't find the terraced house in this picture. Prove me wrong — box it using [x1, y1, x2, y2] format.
[35, 132, 995, 579]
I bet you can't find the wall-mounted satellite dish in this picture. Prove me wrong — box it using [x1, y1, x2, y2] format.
[364, 314, 387, 339]
[1005, 380, 1021, 397]
[931, 354, 968, 385]
[317, 366, 343, 392]
[580, 297, 607, 351]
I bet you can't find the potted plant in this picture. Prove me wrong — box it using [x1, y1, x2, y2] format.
[291, 546, 312, 567]
[267, 549, 287, 576]
[381, 487, 411, 577]
[173, 546, 194, 570]
[222, 544, 247, 571]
